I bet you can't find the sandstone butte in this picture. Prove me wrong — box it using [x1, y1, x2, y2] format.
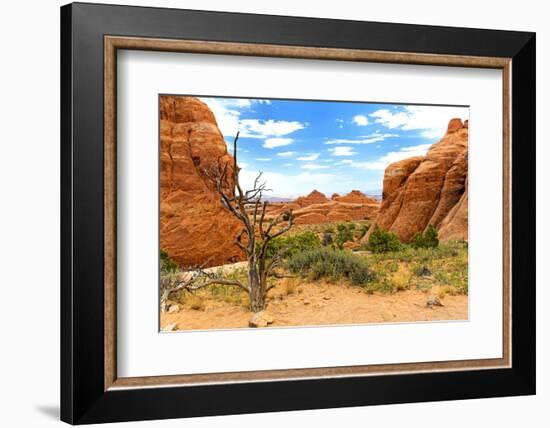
[160, 96, 244, 268]
[362, 118, 469, 244]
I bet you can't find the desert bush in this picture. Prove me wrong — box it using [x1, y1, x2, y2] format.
[287, 247, 375, 285]
[356, 224, 369, 240]
[184, 293, 205, 311]
[282, 277, 299, 295]
[363, 278, 395, 294]
[264, 230, 321, 259]
[411, 224, 439, 249]
[365, 226, 402, 253]
[335, 223, 354, 249]
[392, 269, 411, 291]
[322, 232, 334, 246]
[160, 249, 178, 273]
[414, 265, 432, 277]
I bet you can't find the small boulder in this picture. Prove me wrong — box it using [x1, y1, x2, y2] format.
[303, 299, 311, 305]
[161, 322, 178, 332]
[167, 304, 180, 314]
[426, 296, 444, 308]
[248, 311, 274, 328]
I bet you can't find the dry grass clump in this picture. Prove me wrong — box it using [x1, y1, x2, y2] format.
[184, 293, 205, 311]
[282, 277, 300, 296]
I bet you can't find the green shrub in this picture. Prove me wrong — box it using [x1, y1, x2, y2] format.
[335, 223, 354, 249]
[264, 230, 321, 259]
[356, 224, 369, 240]
[322, 232, 334, 246]
[411, 224, 439, 249]
[366, 226, 402, 253]
[160, 250, 178, 273]
[287, 247, 375, 285]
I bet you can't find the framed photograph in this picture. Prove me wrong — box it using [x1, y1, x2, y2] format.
[61, 2, 535, 424]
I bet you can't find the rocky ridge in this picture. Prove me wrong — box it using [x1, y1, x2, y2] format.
[363, 118, 469, 243]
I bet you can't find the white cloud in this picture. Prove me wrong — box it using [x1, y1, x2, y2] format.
[324, 132, 398, 145]
[283, 163, 294, 167]
[338, 159, 354, 165]
[263, 138, 294, 149]
[199, 97, 305, 139]
[277, 151, 296, 157]
[336, 118, 344, 123]
[239, 169, 337, 198]
[351, 143, 431, 170]
[240, 119, 305, 139]
[296, 153, 320, 161]
[255, 157, 272, 162]
[328, 146, 357, 157]
[370, 105, 469, 139]
[234, 99, 252, 108]
[301, 163, 330, 170]
[353, 115, 369, 126]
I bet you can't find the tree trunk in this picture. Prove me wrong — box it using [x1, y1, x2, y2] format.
[248, 263, 265, 312]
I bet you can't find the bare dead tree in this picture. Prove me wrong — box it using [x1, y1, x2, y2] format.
[201, 132, 295, 312]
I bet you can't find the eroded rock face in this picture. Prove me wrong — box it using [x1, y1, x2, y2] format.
[363, 118, 468, 243]
[160, 96, 244, 268]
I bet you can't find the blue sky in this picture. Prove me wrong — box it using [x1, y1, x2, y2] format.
[200, 96, 468, 199]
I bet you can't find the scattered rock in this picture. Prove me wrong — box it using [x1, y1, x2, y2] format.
[323, 296, 331, 300]
[303, 299, 310, 305]
[161, 323, 178, 332]
[426, 296, 444, 308]
[167, 304, 180, 314]
[315, 302, 327, 309]
[248, 311, 275, 328]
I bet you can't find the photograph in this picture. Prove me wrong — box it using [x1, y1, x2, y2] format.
[159, 95, 469, 331]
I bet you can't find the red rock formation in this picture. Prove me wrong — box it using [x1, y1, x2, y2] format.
[267, 189, 380, 225]
[160, 96, 244, 268]
[363, 118, 468, 243]
[294, 190, 330, 207]
[333, 190, 378, 205]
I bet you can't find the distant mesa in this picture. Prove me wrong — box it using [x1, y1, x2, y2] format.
[268, 189, 380, 225]
[363, 118, 468, 244]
